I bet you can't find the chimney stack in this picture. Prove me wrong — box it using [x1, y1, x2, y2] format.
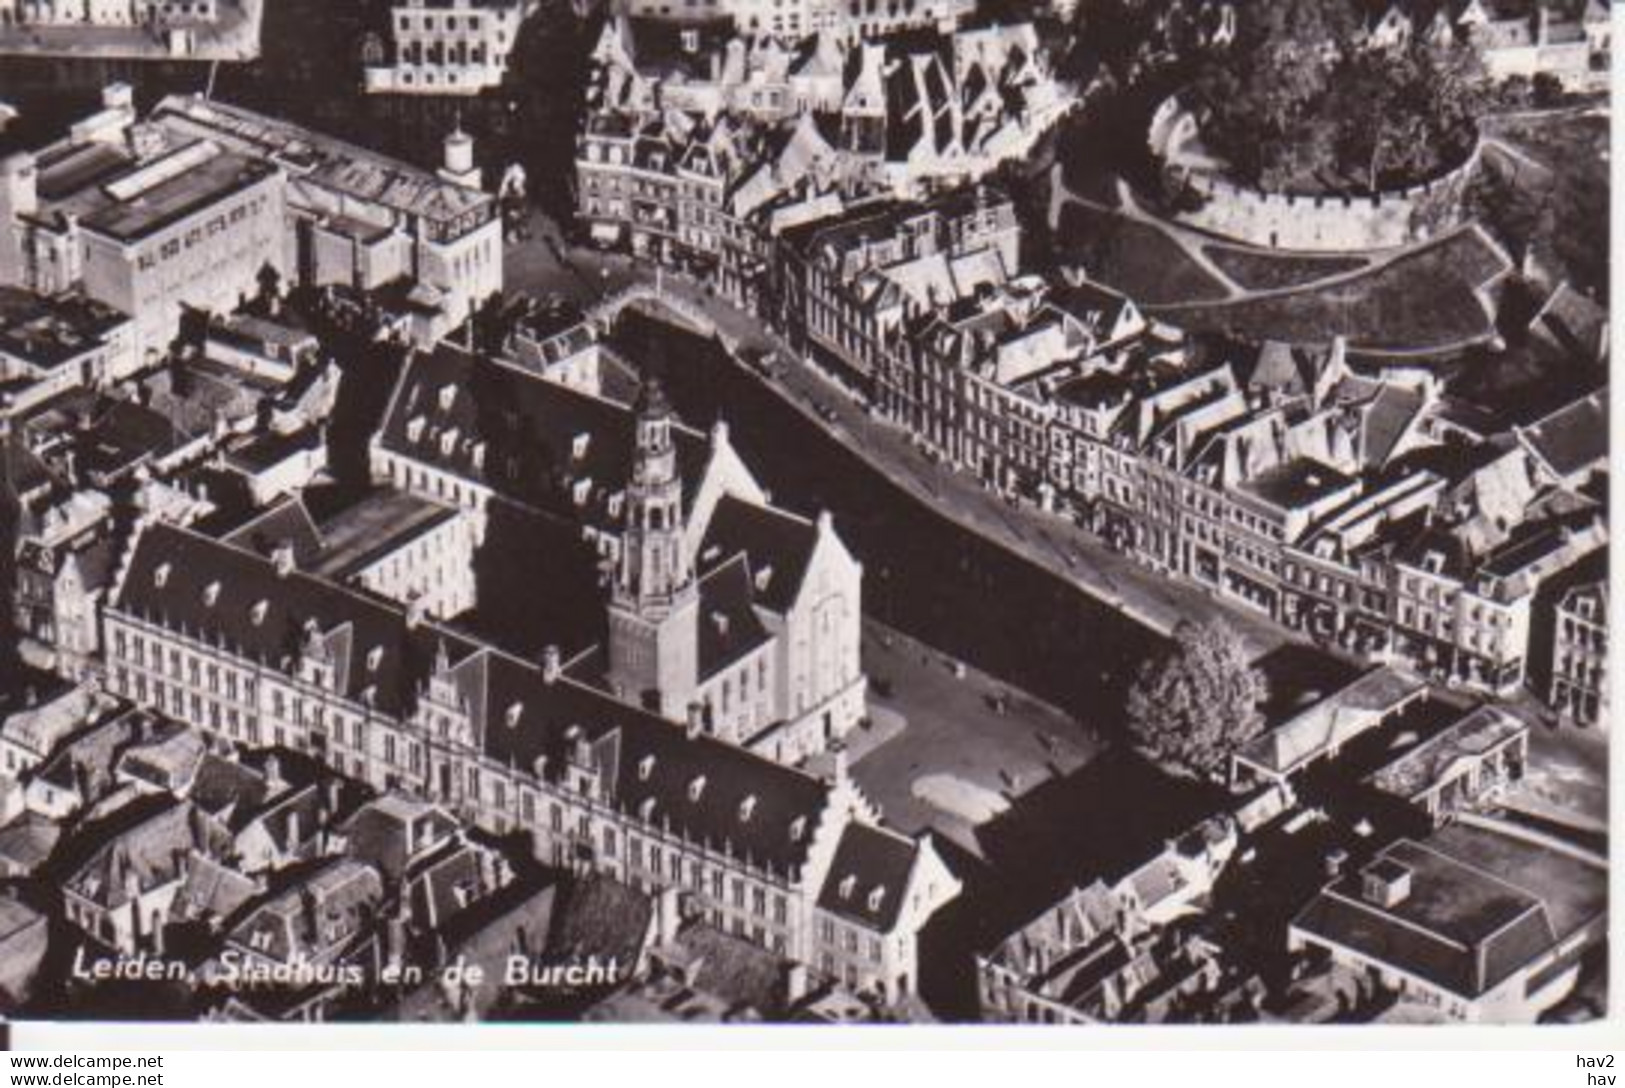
[542, 644, 562, 683]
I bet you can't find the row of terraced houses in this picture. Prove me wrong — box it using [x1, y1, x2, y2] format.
[761, 188, 1608, 715]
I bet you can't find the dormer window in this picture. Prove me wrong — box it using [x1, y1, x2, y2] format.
[867, 886, 886, 912]
[638, 754, 655, 781]
[505, 701, 523, 728]
[406, 416, 425, 443]
[572, 478, 592, 507]
[738, 795, 757, 822]
[608, 492, 625, 519]
[789, 816, 806, 842]
[154, 562, 171, 588]
[438, 384, 457, 412]
[572, 432, 590, 460]
[754, 566, 774, 592]
[366, 646, 383, 672]
[439, 429, 457, 457]
[250, 600, 269, 626]
[839, 874, 856, 899]
[639, 797, 657, 821]
[471, 441, 487, 471]
[203, 581, 220, 606]
[687, 775, 706, 802]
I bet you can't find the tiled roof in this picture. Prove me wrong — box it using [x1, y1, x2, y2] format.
[114, 522, 837, 878]
[218, 498, 325, 566]
[1367, 705, 1526, 803]
[674, 923, 787, 1015]
[816, 822, 918, 932]
[343, 795, 461, 885]
[0, 813, 60, 875]
[548, 873, 653, 967]
[1519, 388, 1607, 481]
[698, 495, 818, 614]
[227, 857, 384, 965]
[1292, 833, 1578, 998]
[114, 522, 467, 720]
[696, 554, 773, 682]
[1236, 665, 1427, 776]
[1360, 385, 1425, 468]
[188, 754, 272, 826]
[376, 343, 710, 525]
[172, 852, 260, 924]
[479, 651, 832, 875]
[62, 796, 222, 911]
[152, 96, 492, 230]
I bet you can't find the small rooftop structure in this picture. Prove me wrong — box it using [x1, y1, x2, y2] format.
[1232, 665, 1428, 787]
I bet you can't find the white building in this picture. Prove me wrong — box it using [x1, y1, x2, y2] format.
[149, 94, 504, 343]
[610, 0, 973, 41]
[364, 0, 538, 96]
[370, 343, 868, 766]
[0, 0, 219, 27]
[101, 518, 953, 1003]
[0, 85, 288, 371]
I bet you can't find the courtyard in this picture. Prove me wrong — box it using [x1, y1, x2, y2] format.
[849, 620, 1102, 860]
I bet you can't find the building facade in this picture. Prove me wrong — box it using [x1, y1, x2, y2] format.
[364, 0, 537, 96]
[101, 520, 950, 1003]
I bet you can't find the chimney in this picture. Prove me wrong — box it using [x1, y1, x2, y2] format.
[542, 645, 562, 683]
[272, 542, 295, 577]
[1324, 848, 1348, 879]
[1360, 859, 1413, 908]
[685, 702, 705, 740]
[265, 753, 285, 793]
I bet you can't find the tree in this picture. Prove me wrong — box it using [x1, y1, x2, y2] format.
[1125, 619, 1267, 780]
[1193, 3, 1488, 193]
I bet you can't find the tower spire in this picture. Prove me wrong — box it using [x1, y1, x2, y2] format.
[606, 379, 699, 718]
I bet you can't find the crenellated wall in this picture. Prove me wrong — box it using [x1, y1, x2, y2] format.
[1147, 96, 1480, 253]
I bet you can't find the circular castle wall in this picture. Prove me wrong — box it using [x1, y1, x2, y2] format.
[1147, 96, 1481, 253]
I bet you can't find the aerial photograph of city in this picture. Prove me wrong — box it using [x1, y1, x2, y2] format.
[0, 0, 1609, 1030]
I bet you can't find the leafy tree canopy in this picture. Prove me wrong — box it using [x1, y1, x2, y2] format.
[1191, 0, 1488, 193]
[1125, 619, 1267, 781]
